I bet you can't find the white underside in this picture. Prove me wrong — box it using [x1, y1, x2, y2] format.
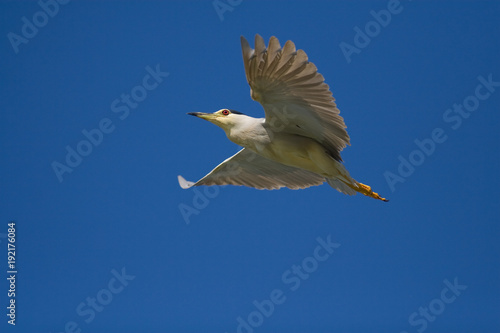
[248, 133, 357, 193]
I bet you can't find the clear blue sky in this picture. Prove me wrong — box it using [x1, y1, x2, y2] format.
[1, 1, 499, 332]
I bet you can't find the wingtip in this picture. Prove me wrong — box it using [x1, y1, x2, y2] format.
[178, 175, 195, 189]
[240, 35, 250, 48]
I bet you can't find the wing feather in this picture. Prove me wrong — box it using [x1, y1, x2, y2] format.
[178, 148, 325, 190]
[241, 34, 350, 161]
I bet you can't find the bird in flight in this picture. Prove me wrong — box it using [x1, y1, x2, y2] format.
[178, 34, 388, 202]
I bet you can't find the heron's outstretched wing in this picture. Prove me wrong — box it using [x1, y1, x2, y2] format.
[241, 34, 350, 162]
[178, 148, 325, 190]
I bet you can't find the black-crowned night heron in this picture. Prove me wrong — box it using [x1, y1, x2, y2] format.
[178, 34, 388, 202]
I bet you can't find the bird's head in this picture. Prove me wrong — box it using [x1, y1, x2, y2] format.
[187, 109, 246, 131]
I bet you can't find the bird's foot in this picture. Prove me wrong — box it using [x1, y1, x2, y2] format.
[354, 182, 389, 202]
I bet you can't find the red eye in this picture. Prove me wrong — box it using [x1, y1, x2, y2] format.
[222, 109, 230, 116]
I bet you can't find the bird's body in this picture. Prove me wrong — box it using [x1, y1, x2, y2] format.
[178, 35, 388, 202]
[237, 127, 337, 179]
[223, 115, 356, 190]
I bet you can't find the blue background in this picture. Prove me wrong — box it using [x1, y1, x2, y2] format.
[1, 1, 499, 332]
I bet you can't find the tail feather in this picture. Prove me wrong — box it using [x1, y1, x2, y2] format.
[326, 178, 357, 195]
[325, 159, 389, 202]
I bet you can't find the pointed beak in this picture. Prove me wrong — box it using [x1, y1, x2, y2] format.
[187, 112, 215, 121]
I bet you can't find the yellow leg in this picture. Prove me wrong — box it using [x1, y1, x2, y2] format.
[344, 181, 389, 202]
